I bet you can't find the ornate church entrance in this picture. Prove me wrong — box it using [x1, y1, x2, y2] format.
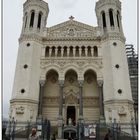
[67, 106, 76, 126]
[64, 131, 76, 139]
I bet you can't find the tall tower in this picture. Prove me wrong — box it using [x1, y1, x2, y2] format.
[10, 0, 49, 122]
[95, 0, 134, 123]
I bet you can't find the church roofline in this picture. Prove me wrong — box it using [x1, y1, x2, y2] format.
[46, 19, 98, 32]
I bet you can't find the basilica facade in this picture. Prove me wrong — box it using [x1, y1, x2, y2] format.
[9, 0, 134, 138]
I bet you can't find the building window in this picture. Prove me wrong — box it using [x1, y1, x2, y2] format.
[57, 46, 61, 57]
[69, 46, 73, 57]
[45, 46, 49, 57]
[63, 46, 67, 57]
[51, 46, 55, 57]
[21, 89, 25, 93]
[115, 64, 120, 69]
[81, 46, 85, 56]
[113, 42, 117, 46]
[37, 12, 42, 29]
[27, 43, 30, 47]
[87, 46, 91, 56]
[102, 11, 106, 28]
[23, 64, 28, 69]
[30, 11, 35, 27]
[118, 89, 122, 94]
[75, 46, 79, 57]
[94, 46, 98, 57]
[109, 9, 114, 26]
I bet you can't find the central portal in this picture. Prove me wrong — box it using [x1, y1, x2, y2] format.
[67, 106, 76, 126]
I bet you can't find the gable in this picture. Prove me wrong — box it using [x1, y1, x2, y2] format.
[44, 19, 101, 39]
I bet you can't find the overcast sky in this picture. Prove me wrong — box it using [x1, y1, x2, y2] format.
[3, 0, 137, 118]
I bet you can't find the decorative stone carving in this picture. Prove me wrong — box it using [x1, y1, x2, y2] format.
[83, 97, 99, 107]
[65, 94, 78, 104]
[39, 80, 45, 86]
[59, 80, 64, 87]
[79, 80, 84, 87]
[16, 106, 25, 114]
[45, 20, 98, 39]
[97, 80, 103, 87]
[43, 97, 59, 107]
[30, 109, 34, 119]
[118, 106, 127, 115]
[64, 86, 79, 96]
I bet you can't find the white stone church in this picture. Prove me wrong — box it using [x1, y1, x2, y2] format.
[9, 0, 135, 138]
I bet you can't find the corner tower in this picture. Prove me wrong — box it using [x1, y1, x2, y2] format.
[21, 0, 49, 34]
[96, 0, 134, 123]
[96, 0, 123, 35]
[9, 0, 49, 122]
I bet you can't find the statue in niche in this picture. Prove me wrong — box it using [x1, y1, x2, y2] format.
[68, 118, 72, 125]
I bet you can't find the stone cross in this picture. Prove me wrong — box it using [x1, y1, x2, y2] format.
[69, 16, 75, 20]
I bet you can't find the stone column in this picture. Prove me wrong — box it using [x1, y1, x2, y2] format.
[97, 80, 105, 122]
[113, 11, 118, 29]
[85, 47, 88, 57]
[67, 47, 70, 57]
[73, 48, 76, 57]
[55, 47, 58, 57]
[106, 11, 110, 30]
[79, 80, 84, 117]
[61, 47, 64, 57]
[79, 47, 82, 57]
[58, 80, 64, 139]
[59, 80, 64, 117]
[38, 80, 45, 117]
[91, 47, 94, 57]
[49, 47, 52, 57]
[34, 13, 39, 30]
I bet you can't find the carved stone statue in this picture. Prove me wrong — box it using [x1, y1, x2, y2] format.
[68, 118, 72, 125]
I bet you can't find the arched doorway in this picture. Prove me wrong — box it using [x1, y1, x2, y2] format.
[63, 127, 77, 139]
[64, 70, 79, 125]
[83, 70, 100, 122]
[42, 69, 59, 135]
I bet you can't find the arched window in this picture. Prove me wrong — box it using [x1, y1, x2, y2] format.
[69, 46, 73, 57]
[51, 46, 55, 57]
[37, 12, 42, 29]
[101, 11, 106, 28]
[24, 13, 28, 28]
[57, 46, 61, 57]
[75, 46, 79, 57]
[109, 9, 114, 26]
[87, 46, 91, 57]
[81, 46, 85, 56]
[30, 11, 35, 27]
[117, 11, 120, 28]
[45, 46, 49, 57]
[94, 46, 98, 57]
[63, 46, 67, 57]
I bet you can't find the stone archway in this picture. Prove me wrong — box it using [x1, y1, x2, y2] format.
[42, 69, 60, 125]
[82, 69, 100, 122]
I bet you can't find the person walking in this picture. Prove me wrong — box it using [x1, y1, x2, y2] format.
[104, 129, 111, 140]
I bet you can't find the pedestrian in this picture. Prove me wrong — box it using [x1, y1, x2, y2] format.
[104, 129, 111, 140]
[51, 134, 56, 140]
[28, 127, 38, 140]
